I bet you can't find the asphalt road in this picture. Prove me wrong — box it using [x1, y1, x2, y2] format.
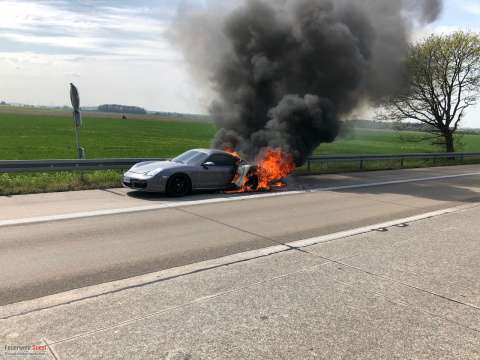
[2, 165, 480, 306]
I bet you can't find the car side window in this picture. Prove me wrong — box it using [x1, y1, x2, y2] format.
[208, 154, 236, 166]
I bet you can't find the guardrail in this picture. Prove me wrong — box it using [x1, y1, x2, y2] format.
[0, 159, 166, 173]
[305, 152, 480, 171]
[1, 152, 480, 173]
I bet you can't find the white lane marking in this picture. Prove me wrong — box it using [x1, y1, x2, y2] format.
[1, 171, 480, 228]
[0, 191, 303, 228]
[1, 202, 476, 319]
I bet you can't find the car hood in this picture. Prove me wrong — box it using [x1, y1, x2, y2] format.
[129, 161, 182, 174]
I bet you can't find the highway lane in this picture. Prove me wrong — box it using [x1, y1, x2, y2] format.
[2, 165, 480, 305]
[2, 164, 480, 222]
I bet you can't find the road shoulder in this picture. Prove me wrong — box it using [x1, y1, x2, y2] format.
[2, 203, 479, 359]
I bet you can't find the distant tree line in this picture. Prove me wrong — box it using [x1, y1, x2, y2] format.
[98, 104, 147, 115]
[154, 111, 210, 122]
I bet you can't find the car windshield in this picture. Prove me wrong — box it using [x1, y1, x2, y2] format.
[172, 150, 208, 165]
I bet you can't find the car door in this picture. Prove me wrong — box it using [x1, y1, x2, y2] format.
[202, 154, 237, 188]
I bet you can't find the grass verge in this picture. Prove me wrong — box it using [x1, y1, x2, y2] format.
[2, 158, 480, 196]
[0, 170, 122, 196]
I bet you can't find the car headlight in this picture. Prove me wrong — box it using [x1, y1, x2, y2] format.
[145, 168, 163, 177]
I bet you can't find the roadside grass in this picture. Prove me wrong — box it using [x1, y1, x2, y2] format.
[0, 170, 122, 196]
[3, 157, 480, 196]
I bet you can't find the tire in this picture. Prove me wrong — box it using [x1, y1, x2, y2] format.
[166, 174, 192, 197]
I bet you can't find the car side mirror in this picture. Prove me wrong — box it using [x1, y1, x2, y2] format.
[202, 162, 215, 169]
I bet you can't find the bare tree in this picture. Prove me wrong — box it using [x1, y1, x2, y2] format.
[382, 32, 480, 152]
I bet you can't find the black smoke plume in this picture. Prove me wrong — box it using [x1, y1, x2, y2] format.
[172, 0, 442, 166]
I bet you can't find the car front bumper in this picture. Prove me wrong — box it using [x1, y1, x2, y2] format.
[123, 171, 167, 193]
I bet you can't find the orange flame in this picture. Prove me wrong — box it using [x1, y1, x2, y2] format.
[224, 147, 295, 193]
[224, 147, 242, 160]
[256, 149, 296, 190]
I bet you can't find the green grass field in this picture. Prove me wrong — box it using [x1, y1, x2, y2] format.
[1, 110, 480, 195]
[0, 112, 215, 160]
[2, 111, 480, 160]
[318, 128, 480, 154]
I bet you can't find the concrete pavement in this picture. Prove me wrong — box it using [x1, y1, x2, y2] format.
[1, 198, 480, 359]
[2, 164, 480, 221]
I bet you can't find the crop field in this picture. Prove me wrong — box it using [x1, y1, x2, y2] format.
[1, 109, 480, 195]
[2, 109, 480, 160]
[0, 111, 215, 160]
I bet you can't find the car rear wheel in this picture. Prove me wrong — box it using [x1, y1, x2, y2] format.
[166, 174, 192, 197]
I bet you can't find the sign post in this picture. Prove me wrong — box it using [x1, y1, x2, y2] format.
[70, 83, 85, 159]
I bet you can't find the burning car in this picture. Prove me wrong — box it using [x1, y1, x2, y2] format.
[123, 149, 257, 197]
[123, 148, 295, 197]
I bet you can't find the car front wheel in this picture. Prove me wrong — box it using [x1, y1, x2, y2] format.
[166, 174, 192, 197]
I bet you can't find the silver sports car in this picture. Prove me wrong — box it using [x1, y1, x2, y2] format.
[123, 149, 258, 196]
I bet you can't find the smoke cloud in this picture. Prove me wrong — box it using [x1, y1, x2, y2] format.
[172, 0, 442, 165]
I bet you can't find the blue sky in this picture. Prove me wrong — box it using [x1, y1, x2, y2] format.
[0, 0, 479, 126]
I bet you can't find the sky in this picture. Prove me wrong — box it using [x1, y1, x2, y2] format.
[0, 0, 479, 126]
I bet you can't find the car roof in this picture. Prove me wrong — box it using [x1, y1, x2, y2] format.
[193, 149, 237, 157]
